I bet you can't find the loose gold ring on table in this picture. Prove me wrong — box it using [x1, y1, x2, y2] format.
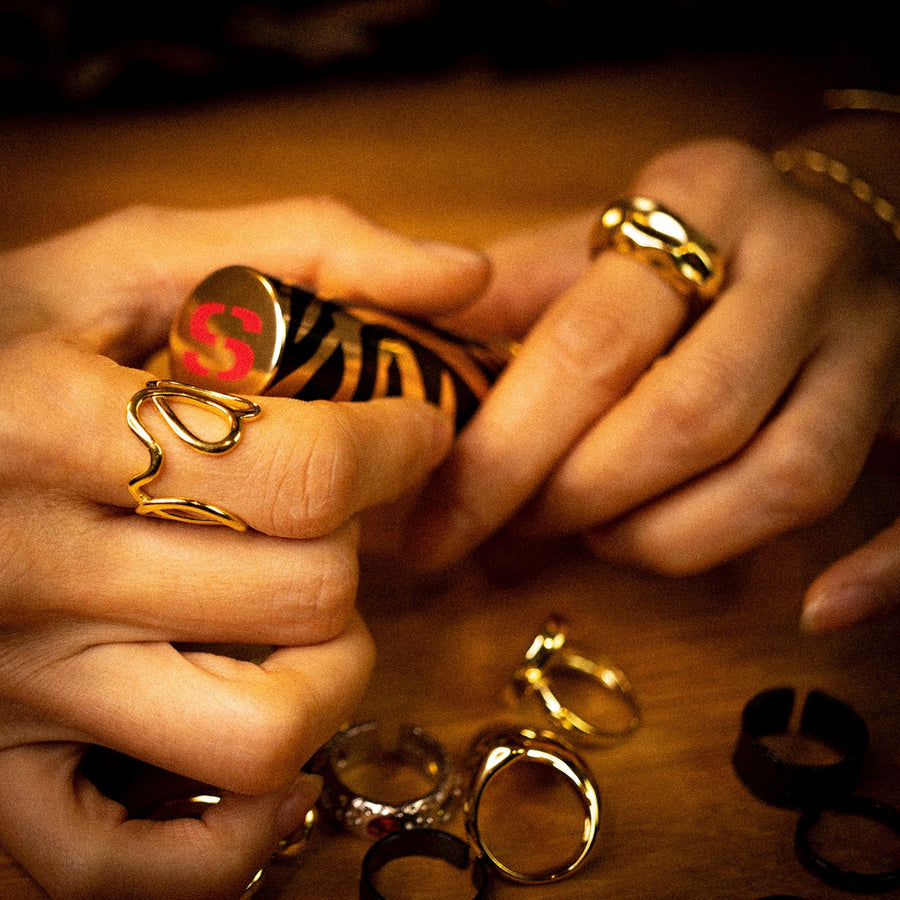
[307, 721, 461, 841]
[590, 196, 724, 313]
[126, 380, 260, 530]
[464, 726, 601, 884]
[512, 614, 641, 739]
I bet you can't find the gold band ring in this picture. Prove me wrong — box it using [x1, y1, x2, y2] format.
[464, 726, 601, 883]
[512, 614, 641, 740]
[590, 196, 724, 313]
[126, 380, 261, 530]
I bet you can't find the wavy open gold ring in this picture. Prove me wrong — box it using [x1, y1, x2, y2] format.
[126, 380, 261, 530]
[590, 196, 724, 314]
[513, 614, 641, 739]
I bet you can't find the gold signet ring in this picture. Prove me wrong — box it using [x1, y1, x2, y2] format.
[126, 380, 261, 530]
[590, 196, 724, 314]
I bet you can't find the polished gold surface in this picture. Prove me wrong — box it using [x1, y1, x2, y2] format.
[127, 380, 260, 529]
[464, 726, 601, 884]
[590, 196, 724, 309]
[2, 55, 899, 899]
[513, 614, 642, 739]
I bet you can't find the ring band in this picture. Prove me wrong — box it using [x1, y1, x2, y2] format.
[731, 687, 869, 809]
[464, 726, 601, 883]
[590, 196, 724, 312]
[512, 614, 641, 739]
[307, 721, 460, 840]
[795, 796, 900, 892]
[360, 829, 488, 900]
[127, 380, 260, 530]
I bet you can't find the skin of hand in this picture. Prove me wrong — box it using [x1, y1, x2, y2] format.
[0, 198, 489, 900]
[405, 138, 900, 631]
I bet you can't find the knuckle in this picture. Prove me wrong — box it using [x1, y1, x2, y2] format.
[229, 699, 314, 793]
[276, 543, 359, 644]
[760, 433, 851, 526]
[646, 352, 747, 458]
[257, 406, 361, 538]
[635, 137, 767, 209]
[545, 303, 648, 403]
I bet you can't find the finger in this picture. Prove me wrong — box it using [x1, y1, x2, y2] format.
[0, 743, 321, 900]
[519, 160, 874, 535]
[5, 198, 490, 354]
[408, 140, 758, 569]
[802, 517, 900, 633]
[583, 298, 899, 575]
[3, 336, 453, 540]
[436, 209, 599, 339]
[21, 613, 374, 794]
[5, 508, 360, 646]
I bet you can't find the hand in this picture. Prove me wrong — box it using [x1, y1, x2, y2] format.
[407, 138, 900, 629]
[0, 199, 489, 899]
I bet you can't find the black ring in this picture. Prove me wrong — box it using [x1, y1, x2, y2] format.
[360, 829, 488, 900]
[732, 687, 868, 809]
[795, 796, 900, 893]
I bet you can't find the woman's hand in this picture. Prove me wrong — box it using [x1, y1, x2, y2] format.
[0, 198, 489, 899]
[407, 138, 900, 629]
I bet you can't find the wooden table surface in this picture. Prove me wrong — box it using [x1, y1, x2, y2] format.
[2, 52, 899, 899]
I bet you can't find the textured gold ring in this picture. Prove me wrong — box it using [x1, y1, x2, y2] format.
[590, 196, 724, 314]
[126, 380, 261, 530]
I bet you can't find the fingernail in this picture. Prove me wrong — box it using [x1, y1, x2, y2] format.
[800, 584, 870, 633]
[419, 240, 487, 267]
[275, 773, 323, 837]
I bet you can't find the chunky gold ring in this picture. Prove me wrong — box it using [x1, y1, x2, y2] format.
[307, 721, 461, 841]
[512, 614, 641, 740]
[590, 196, 724, 313]
[464, 726, 601, 883]
[126, 380, 260, 530]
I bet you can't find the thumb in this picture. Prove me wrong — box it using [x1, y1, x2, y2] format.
[0, 743, 321, 900]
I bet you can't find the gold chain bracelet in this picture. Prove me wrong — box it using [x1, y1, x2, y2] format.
[773, 146, 900, 245]
[773, 89, 900, 246]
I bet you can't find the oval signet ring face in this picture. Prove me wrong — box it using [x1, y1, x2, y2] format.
[464, 726, 601, 883]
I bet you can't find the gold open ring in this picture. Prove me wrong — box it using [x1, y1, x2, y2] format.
[126, 380, 260, 530]
[464, 726, 601, 883]
[590, 196, 724, 313]
[512, 614, 641, 740]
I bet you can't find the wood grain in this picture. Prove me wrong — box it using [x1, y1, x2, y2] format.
[2, 53, 897, 900]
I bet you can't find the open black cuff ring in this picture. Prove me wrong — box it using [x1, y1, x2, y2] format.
[360, 829, 488, 900]
[732, 687, 869, 809]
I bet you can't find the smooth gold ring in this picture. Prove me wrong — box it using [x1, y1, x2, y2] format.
[512, 614, 641, 740]
[590, 196, 724, 313]
[126, 380, 260, 530]
[464, 726, 601, 883]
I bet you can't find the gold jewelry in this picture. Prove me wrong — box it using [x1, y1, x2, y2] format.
[464, 726, 601, 883]
[823, 89, 900, 114]
[590, 196, 724, 312]
[512, 614, 641, 740]
[773, 146, 900, 246]
[126, 380, 261, 530]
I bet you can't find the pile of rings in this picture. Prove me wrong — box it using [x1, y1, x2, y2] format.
[305, 613, 641, 899]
